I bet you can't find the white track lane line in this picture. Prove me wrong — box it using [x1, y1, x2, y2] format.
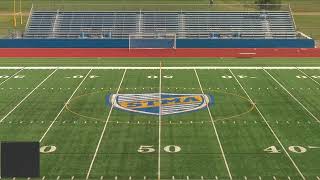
[296, 68, 320, 87]
[0, 69, 57, 123]
[0, 68, 24, 86]
[86, 69, 127, 180]
[263, 69, 320, 123]
[39, 69, 93, 142]
[194, 69, 233, 180]
[228, 69, 305, 180]
[1, 67, 320, 70]
[158, 62, 162, 180]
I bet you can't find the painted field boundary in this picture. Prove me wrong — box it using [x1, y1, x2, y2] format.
[0, 66, 320, 70]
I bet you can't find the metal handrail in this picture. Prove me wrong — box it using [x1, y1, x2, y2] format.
[24, 4, 34, 32]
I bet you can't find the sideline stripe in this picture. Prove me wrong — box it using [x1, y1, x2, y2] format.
[0, 68, 24, 87]
[158, 62, 162, 180]
[194, 69, 233, 180]
[263, 69, 320, 123]
[0, 67, 320, 70]
[229, 69, 306, 180]
[39, 69, 93, 142]
[86, 69, 127, 180]
[0, 69, 57, 123]
[296, 68, 320, 87]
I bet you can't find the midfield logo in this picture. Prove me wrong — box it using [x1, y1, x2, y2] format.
[106, 93, 214, 115]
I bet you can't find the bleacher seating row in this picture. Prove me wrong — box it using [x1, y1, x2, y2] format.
[24, 11, 297, 39]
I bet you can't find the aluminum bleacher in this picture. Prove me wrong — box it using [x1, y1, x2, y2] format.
[24, 10, 297, 39]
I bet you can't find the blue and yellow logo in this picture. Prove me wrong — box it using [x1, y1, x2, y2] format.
[107, 93, 214, 115]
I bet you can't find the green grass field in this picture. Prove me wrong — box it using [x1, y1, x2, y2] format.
[0, 58, 320, 180]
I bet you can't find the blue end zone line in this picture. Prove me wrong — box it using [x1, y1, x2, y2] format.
[0, 66, 320, 70]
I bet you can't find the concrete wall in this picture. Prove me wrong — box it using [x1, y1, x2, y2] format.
[0, 38, 315, 48]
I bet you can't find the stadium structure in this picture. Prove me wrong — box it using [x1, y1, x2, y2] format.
[1, 2, 320, 180]
[0, 3, 319, 57]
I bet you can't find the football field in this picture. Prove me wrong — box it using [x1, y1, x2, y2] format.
[0, 65, 320, 180]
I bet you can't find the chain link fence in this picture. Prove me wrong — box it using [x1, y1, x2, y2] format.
[31, 3, 290, 12]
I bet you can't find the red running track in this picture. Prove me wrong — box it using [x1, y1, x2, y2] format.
[0, 48, 320, 58]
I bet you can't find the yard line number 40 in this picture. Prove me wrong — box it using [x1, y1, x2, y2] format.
[264, 145, 319, 154]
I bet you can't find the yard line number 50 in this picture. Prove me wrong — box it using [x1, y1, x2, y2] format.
[138, 145, 181, 153]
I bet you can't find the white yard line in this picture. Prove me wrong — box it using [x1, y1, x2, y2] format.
[86, 69, 127, 180]
[263, 69, 320, 123]
[0, 69, 57, 123]
[0, 68, 24, 86]
[296, 68, 320, 87]
[194, 69, 233, 180]
[1, 66, 320, 70]
[39, 69, 93, 142]
[228, 69, 306, 180]
[158, 62, 162, 180]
